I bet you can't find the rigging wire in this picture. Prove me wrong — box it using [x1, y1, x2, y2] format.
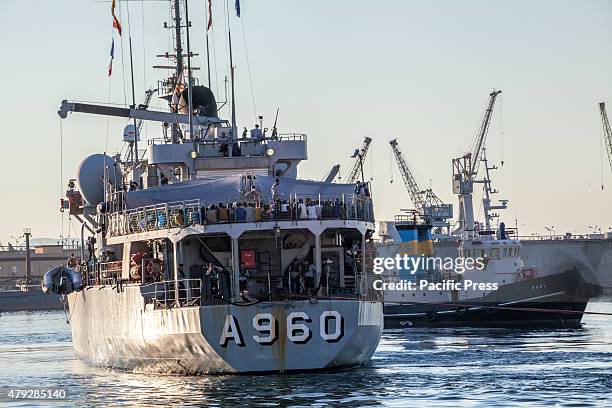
[209, 0, 220, 98]
[389, 147, 394, 183]
[601, 117, 605, 190]
[59, 119, 64, 244]
[240, 16, 257, 122]
[369, 143, 373, 181]
[499, 93, 504, 166]
[223, 0, 231, 120]
[141, 0, 148, 142]
[118, 2, 128, 107]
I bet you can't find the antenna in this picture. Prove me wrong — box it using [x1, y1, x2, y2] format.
[184, 0, 194, 150]
[126, 2, 139, 169]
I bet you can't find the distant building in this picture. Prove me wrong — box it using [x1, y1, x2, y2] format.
[0, 244, 79, 289]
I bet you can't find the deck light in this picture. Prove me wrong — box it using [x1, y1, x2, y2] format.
[266, 148, 275, 157]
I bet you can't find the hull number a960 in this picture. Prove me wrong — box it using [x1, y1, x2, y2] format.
[220, 311, 344, 347]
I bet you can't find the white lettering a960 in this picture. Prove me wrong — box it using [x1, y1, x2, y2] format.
[219, 311, 344, 347]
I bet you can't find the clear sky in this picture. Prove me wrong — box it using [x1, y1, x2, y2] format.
[0, 0, 611, 244]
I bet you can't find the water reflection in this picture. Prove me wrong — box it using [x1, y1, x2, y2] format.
[0, 300, 611, 406]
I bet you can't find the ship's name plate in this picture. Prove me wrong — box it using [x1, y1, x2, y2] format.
[220, 311, 344, 347]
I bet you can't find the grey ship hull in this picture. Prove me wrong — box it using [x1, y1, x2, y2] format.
[67, 286, 383, 374]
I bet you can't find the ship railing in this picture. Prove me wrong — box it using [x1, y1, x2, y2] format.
[106, 199, 202, 237]
[276, 133, 307, 141]
[106, 194, 374, 237]
[140, 278, 202, 309]
[97, 261, 123, 286]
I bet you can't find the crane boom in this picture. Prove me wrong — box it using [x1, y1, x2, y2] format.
[58, 100, 222, 126]
[600, 102, 612, 174]
[390, 138, 424, 208]
[390, 138, 452, 229]
[136, 89, 157, 134]
[347, 137, 372, 184]
[469, 90, 501, 176]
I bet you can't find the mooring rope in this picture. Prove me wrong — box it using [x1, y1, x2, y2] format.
[391, 300, 612, 317]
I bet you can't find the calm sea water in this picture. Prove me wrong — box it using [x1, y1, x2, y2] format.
[1, 299, 611, 407]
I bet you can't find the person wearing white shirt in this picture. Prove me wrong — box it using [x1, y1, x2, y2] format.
[307, 200, 318, 220]
[303, 259, 316, 290]
[298, 200, 308, 219]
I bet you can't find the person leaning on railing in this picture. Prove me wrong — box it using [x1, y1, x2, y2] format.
[235, 202, 247, 221]
[204, 204, 218, 224]
[245, 202, 256, 222]
[218, 203, 229, 222]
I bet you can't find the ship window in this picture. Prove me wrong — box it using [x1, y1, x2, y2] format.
[11, 265, 18, 276]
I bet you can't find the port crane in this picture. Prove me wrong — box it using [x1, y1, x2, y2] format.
[452, 90, 506, 238]
[600, 102, 612, 177]
[389, 138, 452, 232]
[346, 137, 372, 184]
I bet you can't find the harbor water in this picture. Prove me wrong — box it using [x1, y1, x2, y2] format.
[1, 299, 611, 407]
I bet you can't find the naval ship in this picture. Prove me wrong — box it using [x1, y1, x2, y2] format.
[45, 1, 382, 374]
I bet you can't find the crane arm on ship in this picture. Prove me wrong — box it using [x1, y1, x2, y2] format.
[136, 89, 158, 134]
[58, 100, 223, 127]
[452, 89, 501, 238]
[468, 89, 502, 177]
[389, 138, 426, 209]
[322, 164, 341, 183]
[600, 102, 612, 175]
[390, 138, 452, 231]
[347, 137, 372, 184]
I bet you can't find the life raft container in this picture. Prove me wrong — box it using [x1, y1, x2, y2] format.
[42, 266, 83, 295]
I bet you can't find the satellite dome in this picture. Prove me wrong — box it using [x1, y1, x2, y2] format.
[76, 154, 122, 206]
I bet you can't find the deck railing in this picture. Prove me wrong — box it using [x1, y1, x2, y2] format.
[140, 279, 202, 308]
[106, 194, 374, 237]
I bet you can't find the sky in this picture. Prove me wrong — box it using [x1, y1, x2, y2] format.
[0, 0, 611, 244]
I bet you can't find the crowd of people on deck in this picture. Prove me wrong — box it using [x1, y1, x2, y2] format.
[117, 175, 374, 236]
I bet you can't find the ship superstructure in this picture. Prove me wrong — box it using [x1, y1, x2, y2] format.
[51, 0, 382, 374]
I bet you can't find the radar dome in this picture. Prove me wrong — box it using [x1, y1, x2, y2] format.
[76, 154, 122, 206]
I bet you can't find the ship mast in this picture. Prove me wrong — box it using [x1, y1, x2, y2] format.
[227, 4, 237, 157]
[171, 0, 184, 144]
[184, 0, 194, 145]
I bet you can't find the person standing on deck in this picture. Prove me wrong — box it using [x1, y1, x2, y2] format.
[271, 178, 280, 200]
[67, 253, 78, 268]
[250, 124, 262, 140]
